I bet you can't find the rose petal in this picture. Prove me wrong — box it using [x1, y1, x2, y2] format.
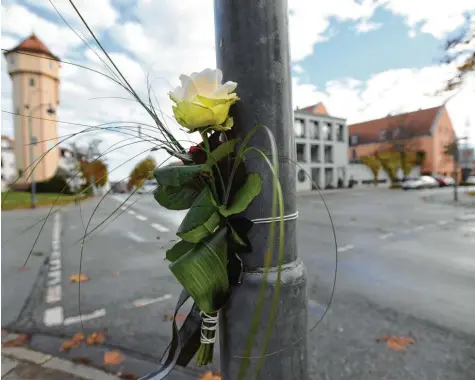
[212, 81, 238, 98]
[190, 69, 220, 98]
[179, 74, 198, 101]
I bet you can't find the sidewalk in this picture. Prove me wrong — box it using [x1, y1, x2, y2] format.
[2, 334, 118, 380]
[422, 186, 475, 208]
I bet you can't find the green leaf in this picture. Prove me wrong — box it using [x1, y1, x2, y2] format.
[177, 186, 221, 243]
[170, 227, 229, 313]
[219, 172, 263, 217]
[202, 139, 238, 171]
[154, 164, 204, 187]
[154, 184, 201, 210]
[166, 240, 195, 262]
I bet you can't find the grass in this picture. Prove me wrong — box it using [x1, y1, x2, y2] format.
[1, 191, 90, 211]
[468, 191, 475, 197]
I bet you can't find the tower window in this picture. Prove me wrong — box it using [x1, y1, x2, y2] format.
[29, 78, 35, 87]
[49, 61, 53, 69]
[9, 56, 14, 64]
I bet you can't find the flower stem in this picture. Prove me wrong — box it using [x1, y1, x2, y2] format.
[195, 311, 218, 366]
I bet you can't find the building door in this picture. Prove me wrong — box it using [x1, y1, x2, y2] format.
[325, 168, 334, 188]
[311, 168, 320, 190]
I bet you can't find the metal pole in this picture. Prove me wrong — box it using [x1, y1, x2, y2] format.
[453, 140, 458, 202]
[28, 113, 37, 208]
[215, 1, 307, 379]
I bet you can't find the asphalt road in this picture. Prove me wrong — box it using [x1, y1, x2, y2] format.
[2, 187, 475, 379]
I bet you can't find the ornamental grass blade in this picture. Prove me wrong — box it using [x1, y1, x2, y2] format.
[202, 139, 238, 171]
[177, 186, 221, 243]
[169, 228, 229, 313]
[219, 172, 262, 217]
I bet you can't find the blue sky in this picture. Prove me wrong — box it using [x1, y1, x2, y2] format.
[1, 1, 474, 180]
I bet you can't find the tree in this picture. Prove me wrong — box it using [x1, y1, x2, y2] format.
[360, 155, 382, 185]
[81, 159, 108, 187]
[128, 157, 156, 190]
[441, 14, 474, 91]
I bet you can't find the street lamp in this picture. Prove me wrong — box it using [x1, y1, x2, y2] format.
[24, 103, 56, 208]
[451, 136, 468, 202]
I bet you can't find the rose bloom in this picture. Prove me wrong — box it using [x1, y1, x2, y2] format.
[169, 68, 239, 132]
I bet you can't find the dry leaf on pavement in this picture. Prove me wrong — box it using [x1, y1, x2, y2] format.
[86, 331, 106, 345]
[117, 372, 137, 380]
[60, 333, 85, 351]
[104, 350, 124, 366]
[2, 334, 30, 347]
[376, 336, 415, 351]
[72, 357, 92, 365]
[199, 371, 221, 380]
[69, 273, 89, 283]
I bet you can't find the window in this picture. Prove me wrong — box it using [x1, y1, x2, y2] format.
[323, 122, 332, 140]
[324, 145, 333, 163]
[325, 168, 334, 187]
[9, 56, 14, 64]
[379, 129, 386, 141]
[49, 60, 53, 69]
[29, 78, 35, 87]
[392, 127, 400, 138]
[309, 121, 320, 139]
[294, 119, 305, 138]
[296, 143, 305, 162]
[297, 170, 306, 183]
[310, 145, 320, 162]
[350, 135, 359, 146]
[337, 124, 344, 141]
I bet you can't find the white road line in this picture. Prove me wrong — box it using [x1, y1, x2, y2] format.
[379, 233, 394, 240]
[44, 213, 64, 324]
[128, 210, 136, 215]
[132, 294, 172, 308]
[63, 308, 107, 326]
[136, 215, 147, 221]
[120, 206, 127, 211]
[44, 306, 64, 326]
[415, 225, 425, 231]
[337, 244, 355, 253]
[127, 231, 145, 243]
[438, 220, 448, 226]
[151, 223, 170, 233]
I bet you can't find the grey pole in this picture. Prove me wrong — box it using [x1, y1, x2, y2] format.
[215, 1, 308, 379]
[28, 113, 37, 209]
[453, 140, 458, 202]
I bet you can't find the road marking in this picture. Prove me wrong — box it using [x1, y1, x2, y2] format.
[128, 210, 136, 215]
[44, 306, 64, 326]
[379, 233, 394, 240]
[63, 308, 106, 326]
[151, 223, 170, 233]
[136, 215, 147, 221]
[415, 225, 425, 231]
[457, 214, 475, 221]
[438, 220, 448, 225]
[120, 206, 127, 211]
[337, 244, 354, 253]
[132, 294, 172, 308]
[44, 213, 64, 327]
[127, 231, 145, 243]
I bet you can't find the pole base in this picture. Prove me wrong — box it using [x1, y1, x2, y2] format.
[219, 258, 307, 379]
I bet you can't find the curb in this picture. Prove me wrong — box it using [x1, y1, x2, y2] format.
[2, 334, 118, 380]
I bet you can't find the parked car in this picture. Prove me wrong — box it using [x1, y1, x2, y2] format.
[136, 179, 157, 194]
[432, 174, 454, 187]
[402, 176, 439, 190]
[465, 176, 475, 185]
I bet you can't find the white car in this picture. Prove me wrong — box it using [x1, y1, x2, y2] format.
[465, 176, 475, 185]
[402, 176, 439, 190]
[136, 180, 157, 194]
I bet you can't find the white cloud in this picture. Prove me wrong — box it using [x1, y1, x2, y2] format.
[381, 0, 475, 39]
[355, 19, 383, 34]
[293, 64, 304, 74]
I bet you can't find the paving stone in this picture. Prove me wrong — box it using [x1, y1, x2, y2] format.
[1, 347, 52, 365]
[1, 356, 19, 376]
[44, 358, 119, 380]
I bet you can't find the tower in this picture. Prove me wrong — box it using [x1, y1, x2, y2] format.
[3, 34, 61, 184]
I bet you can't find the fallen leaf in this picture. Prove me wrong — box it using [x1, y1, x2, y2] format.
[72, 357, 91, 365]
[18, 266, 30, 272]
[200, 371, 221, 380]
[86, 332, 106, 345]
[376, 336, 415, 351]
[69, 273, 89, 283]
[2, 334, 30, 347]
[60, 333, 85, 351]
[117, 372, 137, 380]
[104, 350, 124, 366]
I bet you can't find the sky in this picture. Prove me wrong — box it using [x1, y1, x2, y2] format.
[1, 0, 474, 181]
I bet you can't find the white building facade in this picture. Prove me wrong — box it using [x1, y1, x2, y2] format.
[293, 104, 349, 192]
[1, 136, 17, 190]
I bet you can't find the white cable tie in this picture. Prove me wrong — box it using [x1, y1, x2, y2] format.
[200, 311, 219, 345]
[251, 211, 299, 224]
